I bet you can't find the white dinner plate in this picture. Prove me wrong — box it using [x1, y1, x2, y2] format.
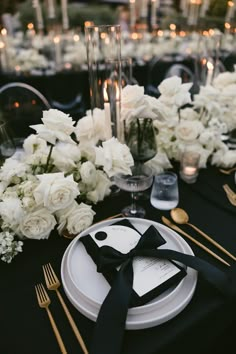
[61, 218, 198, 330]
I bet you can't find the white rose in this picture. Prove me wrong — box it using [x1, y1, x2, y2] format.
[158, 76, 192, 107]
[212, 148, 236, 168]
[23, 134, 47, 155]
[80, 161, 97, 186]
[95, 137, 134, 177]
[30, 109, 76, 145]
[0, 158, 28, 185]
[75, 108, 106, 145]
[158, 76, 182, 96]
[121, 85, 145, 109]
[20, 180, 39, 197]
[175, 121, 204, 141]
[180, 108, 200, 121]
[213, 72, 236, 89]
[56, 201, 95, 235]
[22, 196, 37, 211]
[87, 170, 112, 203]
[19, 208, 56, 239]
[145, 153, 172, 175]
[0, 197, 25, 229]
[52, 142, 81, 172]
[33, 172, 79, 211]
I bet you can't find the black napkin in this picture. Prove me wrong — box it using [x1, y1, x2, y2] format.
[81, 219, 186, 307]
[80, 218, 232, 354]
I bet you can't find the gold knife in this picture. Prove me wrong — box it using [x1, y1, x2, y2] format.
[161, 216, 230, 267]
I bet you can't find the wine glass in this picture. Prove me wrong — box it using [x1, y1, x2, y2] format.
[114, 164, 153, 218]
[125, 117, 157, 200]
[0, 121, 15, 166]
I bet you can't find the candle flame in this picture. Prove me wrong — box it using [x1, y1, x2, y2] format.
[73, 34, 80, 42]
[0, 41, 5, 49]
[84, 21, 94, 28]
[1, 28, 7, 36]
[225, 22, 231, 29]
[103, 81, 109, 102]
[228, 1, 234, 7]
[131, 32, 139, 40]
[27, 23, 34, 30]
[53, 35, 60, 44]
[13, 102, 20, 108]
[207, 61, 214, 70]
[169, 23, 176, 31]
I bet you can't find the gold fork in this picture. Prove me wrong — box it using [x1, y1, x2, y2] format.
[35, 283, 67, 354]
[43, 263, 88, 354]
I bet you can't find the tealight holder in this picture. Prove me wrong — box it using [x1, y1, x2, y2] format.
[180, 149, 200, 184]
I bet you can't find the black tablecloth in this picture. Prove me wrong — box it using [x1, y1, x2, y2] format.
[1, 166, 236, 354]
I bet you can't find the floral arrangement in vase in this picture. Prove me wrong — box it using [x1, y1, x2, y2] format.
[0, 109, 134, 263]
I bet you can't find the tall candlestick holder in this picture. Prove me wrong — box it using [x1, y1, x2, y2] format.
[85, 24, 122, 141]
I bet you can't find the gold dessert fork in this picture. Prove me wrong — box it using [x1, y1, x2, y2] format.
[42, 263, 88, 354]
[35, 283, 67, 354]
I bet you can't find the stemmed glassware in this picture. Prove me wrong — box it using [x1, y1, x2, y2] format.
[124, 117, 157, 200]
[114, 164, 153, 218]
[0, 121, 15, 166]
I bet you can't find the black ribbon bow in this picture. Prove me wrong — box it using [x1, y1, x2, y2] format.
[81, 224, 232, 354]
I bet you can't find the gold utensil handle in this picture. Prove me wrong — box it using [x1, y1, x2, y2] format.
[220, 167, 236, 174]
[46, 307, 67, 354]
[188, 222, 236, 261]
[56, 290, 89, 354]
[162, 218, 230, 267]
[223, 184, 236, 199]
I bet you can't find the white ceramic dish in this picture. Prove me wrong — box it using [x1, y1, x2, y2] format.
[61, 218, 197, 330]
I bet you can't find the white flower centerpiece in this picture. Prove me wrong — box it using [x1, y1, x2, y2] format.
[0, 109, 134, 263]
[120, 74, 236, 172]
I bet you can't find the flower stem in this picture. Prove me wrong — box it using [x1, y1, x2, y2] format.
[45, 144, 53, 173]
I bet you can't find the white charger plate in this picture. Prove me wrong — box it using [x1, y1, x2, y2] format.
[61, 218, 198, 330]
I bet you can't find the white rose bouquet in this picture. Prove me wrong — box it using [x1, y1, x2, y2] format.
[120, 75, 236, 171]
[0, 109, 134, 263]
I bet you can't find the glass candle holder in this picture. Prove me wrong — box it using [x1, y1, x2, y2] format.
[180, 149, 200, 184]
[85, 24, 122, 140]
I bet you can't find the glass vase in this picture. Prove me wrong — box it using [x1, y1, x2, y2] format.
[125, 117, 157, 164]
[85, 25, 122, 140]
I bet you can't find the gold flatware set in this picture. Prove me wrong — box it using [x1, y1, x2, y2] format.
[35, 263, 88, 354]
[162, 207, 236, 267]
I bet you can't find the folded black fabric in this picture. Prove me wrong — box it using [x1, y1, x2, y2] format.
[80, 218, 232, 354]
[81, 219, 186, 307]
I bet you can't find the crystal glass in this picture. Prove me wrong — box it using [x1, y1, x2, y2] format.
[85, 24, 122, 140]
[0, 121, 15, 166]
[125, 117, 157, 164]
[180, 148, 200, 184]
[114, 164, 153, 217]
[150, 172, 179, 210]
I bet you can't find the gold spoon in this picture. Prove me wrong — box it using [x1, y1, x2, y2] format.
[161, 216, 230, 266]
[170, 208, 236, 261]
[219, 167, 236, 175]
